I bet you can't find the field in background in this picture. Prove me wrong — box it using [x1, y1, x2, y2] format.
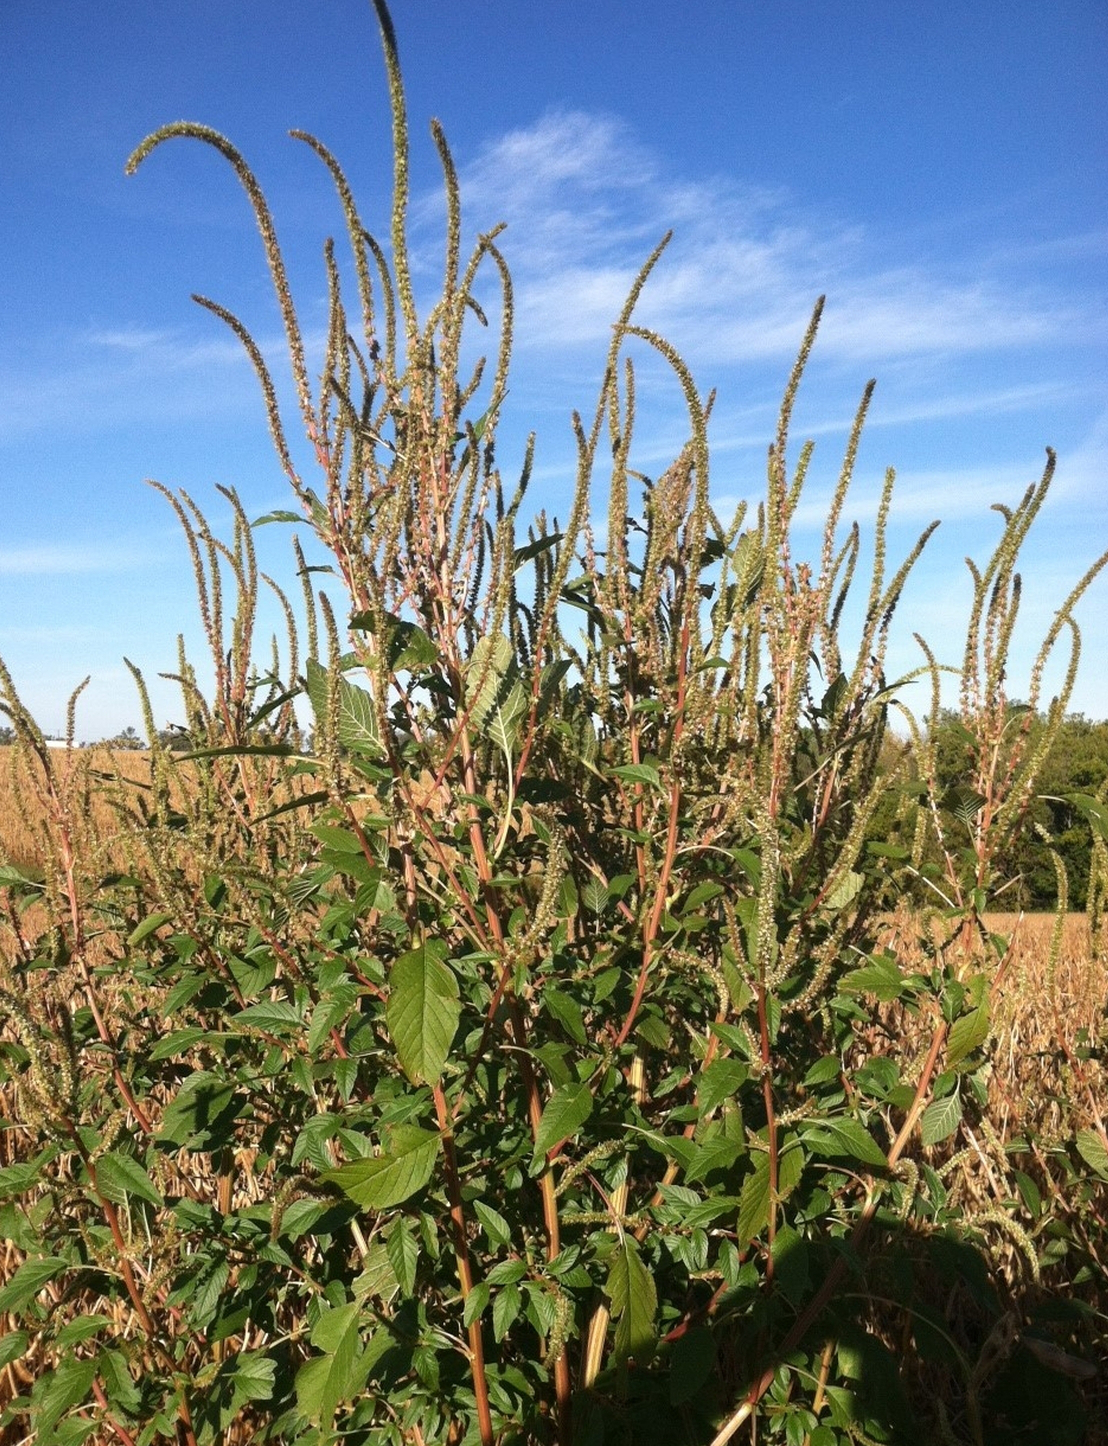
[0, 745, 155, 877]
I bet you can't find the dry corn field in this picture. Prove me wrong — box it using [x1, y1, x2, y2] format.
[0, 745, 156, 871]
[1, 744, 1105, 1169]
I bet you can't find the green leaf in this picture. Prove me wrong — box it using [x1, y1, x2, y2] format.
[868, 841, 910, 860]
[532, 1083, 594, 1161]
[324, 1125, 441, 1210]
[823, 1385, 858, 1429]
[127, 912, 172, 946]
[946, 1004, 990, 1067]
[354, 1243, 400, 1303]
[607, 1235, 656, 1365]
[0, 1255, 68, 1312]
[463, 1282, 491, 1327]
[148, 1027, 209, 1061]
[1065, 792, 1108, 842]
[350, 614, 442, 673]
[228, 1351, 276, 1405]
[465, 634, 514, 729]
[93, 1151, 163, 1207]
[825, 869, 864, 910]
[668, 1325, 716, 1405]
[514, 532, 563, 566]
[255, 788, 330, 824]
[0, 863, 45, 891]
[544, 988, 587, 1045]
[492, 1281, 522, 1342]
[487, 679, 529, 756]
[697, 1058, 748, 1117]
[683, 1135, 742, 1184]
[803, 1055, 842, 1087]
[309, 822, 366, 853]
[681, 881, 724, 913]
[386, 942, 460, 1087]
[392, 623, 439, 674]
[657, 1191, 741, 1229]
[730, 531, 765, 604]
[940, 784, 985, 829]
[474, 1199, 512, 1248]
[809, 1427, 840, 1446]
[839, 953, 905, 1002]
[581, 878, 608, 915]
[0, 1161, 44, 1199]
[234, 999, 304, 1033]
[157, 1072, 242, 1151]
[771, 1224, 810, 1306]
[1012, 1169, 1042, 1218]
[252, 509, 303, 526]
[802, 1117, 888, 1170]
[31, 1354, 96, 1433]
[90, 1347, 140, 1417]
[307, 983, 360, 1057]
[386, 1217, 419, 1295]
[310, 1302, 357, 1355]
[777, 1136, 806, 1199]
[920, 1093, 963, 1147]
[180, 1252, 230, 1330]
[298, 1303, 363, 1428]
[0, 1331, 28, 1370]
[291, 1114, 342, 1173]
[608, 762, 663, 789]
[486, 1258, 528, 1286]
[305, 657, 383, 757]
[55, 1315, 112, 1348]
[737, 1155, 771, 1244]
[1075, 1128, 1108, 1180]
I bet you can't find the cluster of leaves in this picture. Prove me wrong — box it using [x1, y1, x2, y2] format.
[1, 4, 1106, 1444]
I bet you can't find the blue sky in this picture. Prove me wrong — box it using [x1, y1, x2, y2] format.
[1, 0, 1105, 740]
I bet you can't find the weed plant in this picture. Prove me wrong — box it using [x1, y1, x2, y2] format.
[1, 4, 1106, 1443]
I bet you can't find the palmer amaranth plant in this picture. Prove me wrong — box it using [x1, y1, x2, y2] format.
[1, 4, 1106, 1444]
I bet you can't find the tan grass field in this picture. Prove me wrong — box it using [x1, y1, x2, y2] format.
[877, 908, 1106, 1198]
[0, 743, 156, 874]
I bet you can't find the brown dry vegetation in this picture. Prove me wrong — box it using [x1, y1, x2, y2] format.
[878, 906, 1105, 1158]
[864, 908, 1107, 1440]
[0, 745, 156, 876]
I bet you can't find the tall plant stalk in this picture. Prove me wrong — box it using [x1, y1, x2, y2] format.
[1, 4, 1105, 1444]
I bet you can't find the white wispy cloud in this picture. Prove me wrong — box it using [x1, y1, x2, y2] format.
[83, 324, 258, 369]
[700, 381, 1083, 462]
[1048, 405, 1108, 509]
[443, 109, 1099, 369]
[0, 541, 148, 576]
[0, 321, 290, 440]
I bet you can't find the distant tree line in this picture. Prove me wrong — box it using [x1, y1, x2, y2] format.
[865, 708, 1108, 912]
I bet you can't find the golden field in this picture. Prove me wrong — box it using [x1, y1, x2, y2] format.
[0, 744, 156, 873]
